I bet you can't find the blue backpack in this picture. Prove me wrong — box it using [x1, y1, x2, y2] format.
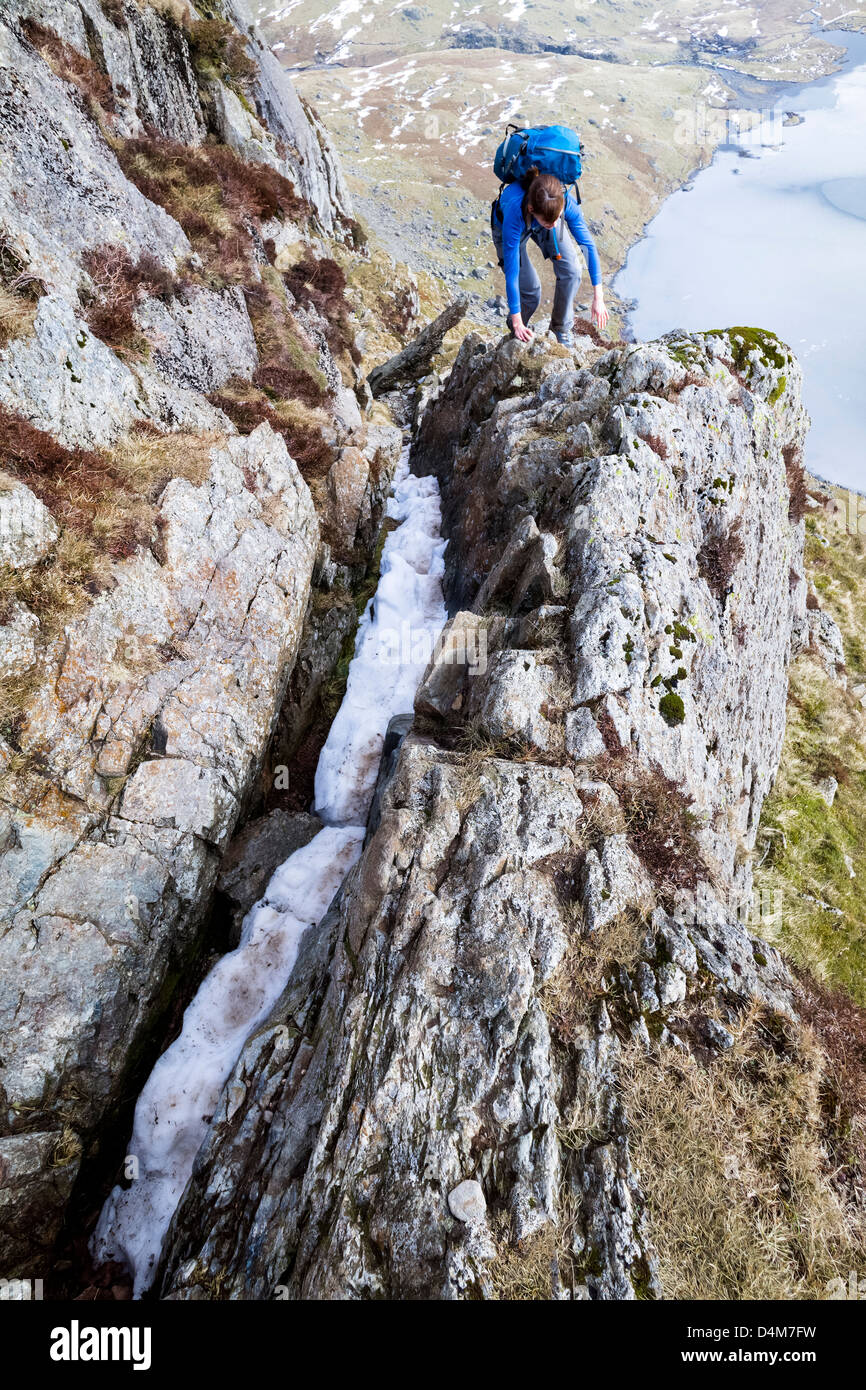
[493, 124, 583, 191]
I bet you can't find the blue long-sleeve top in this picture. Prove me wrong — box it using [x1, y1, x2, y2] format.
[497, 181, 601, 316]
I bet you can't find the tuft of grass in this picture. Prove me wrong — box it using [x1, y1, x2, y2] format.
[79, 244, 176, 355]
[187, 18, 257, 93]
[622, 1004, 864, 1299]
[100, 0, 128, 25]
[21, 19, 116, 117]
[663, 368, 709, 400]
[0, 287, 37, 352]
[784, 442, 808, 523]
[595, 757, 704, 893]
[283, 252, 362, 366]
[572, 316, 626, 349]
[147, 0, 192, 22]
[638, 431, 668, 460]
[697, 516, 745, 600]
[0, 238, 45, 350]
[488, 1195, 582, 1301]
[541, 907, 645, 1044]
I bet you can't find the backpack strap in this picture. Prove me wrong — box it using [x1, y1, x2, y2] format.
[490, 187, 505, 266]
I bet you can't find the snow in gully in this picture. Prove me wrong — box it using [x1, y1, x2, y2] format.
[92, 450, 448, 1295]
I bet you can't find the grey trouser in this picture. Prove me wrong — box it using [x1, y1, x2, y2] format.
[492, 213, 581, 334]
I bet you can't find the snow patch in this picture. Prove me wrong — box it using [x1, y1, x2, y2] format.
[93, 449, 448, 1294]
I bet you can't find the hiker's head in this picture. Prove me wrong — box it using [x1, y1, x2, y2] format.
[526, 171, 565, 228]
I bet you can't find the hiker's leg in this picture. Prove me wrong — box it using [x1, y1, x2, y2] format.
[518, 241, 541, 325]
[549, 218, 581, 339]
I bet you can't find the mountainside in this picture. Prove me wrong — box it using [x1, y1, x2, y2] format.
[260, 0, 866, 322]
[0, 0, 414, 1281]
[0, 0, 864, 1303]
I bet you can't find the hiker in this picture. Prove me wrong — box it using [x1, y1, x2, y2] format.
[492, 170, 608, 345]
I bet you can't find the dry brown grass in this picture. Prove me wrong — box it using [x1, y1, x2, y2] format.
[594, 756, 706, 895]
[621, 1005, 865, 1299]
[21, 19, 116, 117]
[541, 907, 645, 1044]
[784, 442, 808, 523]
[187, 18, 257, 92]
[283, 253, 361, 366]
[116, 133, 310, 283]
[0, 408, 216, 549]
[638, 431, 669, 460]
[0, 239, 45, 349]
[1, 532, 104, 726]
[0, 286, 37, 350]
[147, 0, 192, 22]
[99, 0, 129, 25]
[573, 316, 625, 349]
[488, 1196, 581, 1300]
[208, 380, 334, 484]
[698, 517, 746, 601]
[79, 244, 176, 355]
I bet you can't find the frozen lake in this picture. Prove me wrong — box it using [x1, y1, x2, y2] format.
[616, 30, 866, 492]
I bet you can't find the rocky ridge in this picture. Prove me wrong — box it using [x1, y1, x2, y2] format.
[152, 326, 858, 1300]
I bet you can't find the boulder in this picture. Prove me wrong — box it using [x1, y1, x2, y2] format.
[0, 477, 58, 569]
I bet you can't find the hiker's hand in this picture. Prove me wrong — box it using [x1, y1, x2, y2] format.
[510, 313, 533, 343]
[591, 288, 609, 332]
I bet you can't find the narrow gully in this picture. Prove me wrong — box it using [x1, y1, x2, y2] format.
[91, 445, 448, 1296]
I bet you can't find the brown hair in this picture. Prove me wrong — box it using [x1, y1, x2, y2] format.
[525, 170, 565, 226]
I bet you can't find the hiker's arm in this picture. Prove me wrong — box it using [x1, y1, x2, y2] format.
[502, 208, 533, 341]
[564, 197, 609, 330]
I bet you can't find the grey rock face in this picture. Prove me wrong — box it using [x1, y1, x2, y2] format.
[222, 0, 354, 232]
[157, 329, 807, 1301]
[1, 0, 206, 145]
[0, 18, 189, 303]
[0, 425, 319, 1272]
[0, 296, 148, 450]
[217, 809, 324, 942]
[135, 286, 259, 396]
